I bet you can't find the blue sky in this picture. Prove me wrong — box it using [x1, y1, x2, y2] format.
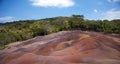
[0, 0, 120, 23]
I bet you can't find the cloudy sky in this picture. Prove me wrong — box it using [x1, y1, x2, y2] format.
[0, 0, 120, 22]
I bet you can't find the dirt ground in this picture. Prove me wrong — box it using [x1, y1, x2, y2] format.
[0, 30, 120, 64]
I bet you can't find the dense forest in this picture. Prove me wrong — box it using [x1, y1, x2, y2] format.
[0, 15, 120, 49]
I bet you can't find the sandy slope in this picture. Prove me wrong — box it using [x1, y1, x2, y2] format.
[0, 30, 120, 64]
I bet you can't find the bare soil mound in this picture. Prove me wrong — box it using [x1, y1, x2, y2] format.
[0, 30, 120, 64]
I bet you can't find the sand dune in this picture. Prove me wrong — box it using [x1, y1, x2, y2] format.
[0, 30, 120, 64]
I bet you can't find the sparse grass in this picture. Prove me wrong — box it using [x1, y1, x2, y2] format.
[4, 41, 24, 49]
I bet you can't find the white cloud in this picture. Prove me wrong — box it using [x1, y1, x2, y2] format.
[94, 9, 98, 13]
[0, 16, 14, 22]
[108, 0, 120, 2]
[30, 0, 75, 8]
[102, 9, 120, 20]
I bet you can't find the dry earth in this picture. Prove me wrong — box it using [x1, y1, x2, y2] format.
[0, 30, 120, 64]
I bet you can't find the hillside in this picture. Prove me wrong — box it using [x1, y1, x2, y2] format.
[0, 15, 120, 50]
[0, 30, 120, 64]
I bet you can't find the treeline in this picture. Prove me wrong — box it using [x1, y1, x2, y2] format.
[0, 15, 120, 49]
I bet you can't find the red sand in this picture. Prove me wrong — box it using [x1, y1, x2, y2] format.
[0, 30, 120, 64]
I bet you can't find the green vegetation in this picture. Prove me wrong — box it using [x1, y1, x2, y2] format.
[0, 15, 120, 49]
